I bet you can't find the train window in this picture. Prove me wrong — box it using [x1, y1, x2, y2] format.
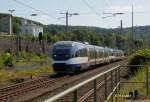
[80, 49, 83, 57]
[53, 48, 71, 55]
[75, 48, 87, 57]
[84, 49, 87, 57]
[82, 49, 84, 57]
[78, 50, 81, 57]
[100, 52, 103, 58]
[82, 49, 85, 57]
[81, 48, 87, 57]
[92, 49, 95, 59]
[89, 48, 95, 59]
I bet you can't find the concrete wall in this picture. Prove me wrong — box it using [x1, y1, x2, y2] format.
[0, 36, 51, 55]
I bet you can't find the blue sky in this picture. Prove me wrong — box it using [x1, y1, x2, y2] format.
[1, 0, 150, 28]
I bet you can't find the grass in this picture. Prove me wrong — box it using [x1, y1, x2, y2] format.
[15, 58, 50, 66]
[0, 50, 50, 67]
[15, 52, 50, 66]
[0, 70, 18, 86]
[116, 67, 150, 101]
[121, 69, 145, 93]
[16, 66, 53, 76]
[0, 54, 4, 69]
[0, 66, 53, 86]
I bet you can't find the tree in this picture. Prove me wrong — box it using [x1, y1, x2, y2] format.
[50, 29, 57, 35]
[13, 17, 21, 34]
[103, 33, 116, 48]
[116, 35, 125, 49]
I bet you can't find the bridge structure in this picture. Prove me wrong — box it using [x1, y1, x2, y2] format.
[44, 65, 149, 102]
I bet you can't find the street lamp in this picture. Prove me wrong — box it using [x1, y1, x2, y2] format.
[8, 9, 15, 53]
[59, 10, 79, 40]
[102, 12, 125, 18]
[30, 14, 37, 16]
[8, 9, 15, 36]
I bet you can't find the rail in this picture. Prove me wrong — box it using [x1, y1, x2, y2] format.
[44, 65, 149, 102]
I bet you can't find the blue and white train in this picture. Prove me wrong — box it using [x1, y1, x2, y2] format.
[52, 41, 124, 73]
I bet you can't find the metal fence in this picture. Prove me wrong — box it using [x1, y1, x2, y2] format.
[44, 65, 149, 102]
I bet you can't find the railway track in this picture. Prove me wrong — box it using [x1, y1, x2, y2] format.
[0, 60, 127, 102]
[0, 77, 48, 94]
[0, 76, 70, 102]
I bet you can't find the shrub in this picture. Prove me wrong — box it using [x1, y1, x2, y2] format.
[128, 49, 150, 75]
[19, 51, 29, 60]
[3, 53, 14, 67]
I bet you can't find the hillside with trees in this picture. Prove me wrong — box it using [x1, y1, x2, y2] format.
[0, 13, 150, 53]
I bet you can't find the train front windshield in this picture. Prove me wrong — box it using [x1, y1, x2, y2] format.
[53, 45, 72, 60]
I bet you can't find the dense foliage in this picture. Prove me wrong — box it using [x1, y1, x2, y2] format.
[128, 49, 150, 75]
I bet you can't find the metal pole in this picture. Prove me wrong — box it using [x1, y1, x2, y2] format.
[9, 13, 12, 36]
[146, 67, 149, 96]
[120, 20, 122, 35]
[104, 74, 107, 100]
[59, 11, 79, 40]
[66, 10, 68, 39]
[120, 20, 122, 31]
[115, 69, 118, 102]
[118, 67, 121, 90]
[73, 90, 78, 102]
[10, 13, 13, 54]
[131, 5, 134, 53]
[111, 71, 113, 102]
[94, 79, 97, 102]
[8, 10, 15, 54]
[16, 33, 19, 61]
[115, 69, 118, 86]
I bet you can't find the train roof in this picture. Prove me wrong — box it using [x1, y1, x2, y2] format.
[54, 41, 82, 46]
[53, 41, 123, 52]
[54, 41, 76, 45]
[54, 41, 105, 48]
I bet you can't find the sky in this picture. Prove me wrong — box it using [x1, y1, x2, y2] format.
[1, 0, 150, 28]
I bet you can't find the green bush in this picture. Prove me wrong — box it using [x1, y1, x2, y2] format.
[19, 51, 29, 60]
[3, 53, 14, 67]
[128, 49, 150, 75]
[18, 51, 48, 62]
[0, 54, 4, 69]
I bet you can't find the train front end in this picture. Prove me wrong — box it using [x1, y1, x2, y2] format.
[52, 42, 81, 74]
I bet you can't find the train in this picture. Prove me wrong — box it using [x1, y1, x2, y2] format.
[52, 41, 124, 74]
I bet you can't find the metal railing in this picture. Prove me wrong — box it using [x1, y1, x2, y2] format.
[44, 65, 149, 102]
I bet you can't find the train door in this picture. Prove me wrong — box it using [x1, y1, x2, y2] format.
[86, 47, 90, 67]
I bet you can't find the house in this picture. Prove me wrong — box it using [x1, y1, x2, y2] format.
[21, 19, 43, 37]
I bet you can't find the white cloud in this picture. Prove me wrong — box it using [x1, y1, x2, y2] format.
[106, 5, 145, 13]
